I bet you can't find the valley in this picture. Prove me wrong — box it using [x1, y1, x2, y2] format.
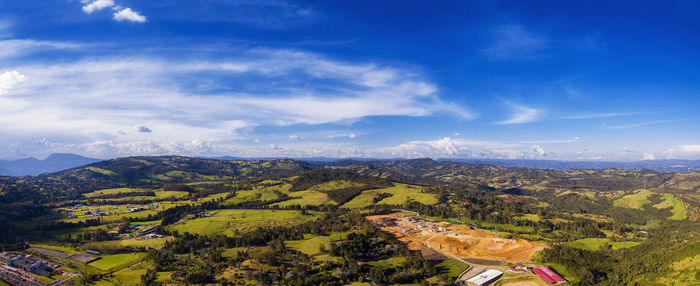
[0, 156, 696, 285]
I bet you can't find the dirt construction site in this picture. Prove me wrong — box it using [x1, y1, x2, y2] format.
[366, 212, 545, 263]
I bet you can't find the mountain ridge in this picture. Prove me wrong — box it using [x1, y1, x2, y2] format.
[0, 153, 100, 176]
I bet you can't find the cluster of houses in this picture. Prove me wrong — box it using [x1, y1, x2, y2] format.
[125, 206, 143, 212]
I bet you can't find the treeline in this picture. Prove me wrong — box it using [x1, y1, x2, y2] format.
[539, 223, 700, 285]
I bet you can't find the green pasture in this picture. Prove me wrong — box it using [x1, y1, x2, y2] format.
[566, 238, 639, 251]
[341, 183, 438, 208]
[653, 194, 686, 220]
[613, 190, 652, 209]
[89, 253, 146, 271]
[168, 209, 317, 236]
[435, 258, 470, 279]
[273, 190, 334, 207]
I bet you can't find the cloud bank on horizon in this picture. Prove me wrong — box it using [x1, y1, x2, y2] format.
[0, 1, 699, 161]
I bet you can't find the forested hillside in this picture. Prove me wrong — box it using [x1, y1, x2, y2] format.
[0, 157, 697, 286]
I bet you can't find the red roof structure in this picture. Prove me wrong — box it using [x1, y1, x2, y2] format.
[533, 267, 556, 284]
[539, 266, 566, 283]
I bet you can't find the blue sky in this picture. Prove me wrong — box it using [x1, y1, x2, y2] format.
[1, 0, 699, 160]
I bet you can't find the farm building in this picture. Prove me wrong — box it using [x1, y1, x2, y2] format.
[533, 268, 556, 284]
[464, 269, 503, 286]
[507, 265, 528, 274]
[533, 266, 566, 284]
[539, 266, 566, 284]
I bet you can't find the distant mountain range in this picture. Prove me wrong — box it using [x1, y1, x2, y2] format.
[0, 153, 100, 176]
[441, 158, 700, 173]
[1, 153, 699, 176]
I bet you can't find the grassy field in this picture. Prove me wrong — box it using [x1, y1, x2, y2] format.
[89, 253, 146, 271]
[29, 243, 83, 255]
[367, 256, 407, 267]
[273, 190, 334, 207]
[613, 190, 652, 209]
[481, 222, 535, 233]
[96, 262, 149, 285]
[341, 183, 438, 208]
[305, 180, 365, 192]
[515, 213, 542, 222]
[82, 237, 172, 251]
[84, 167, 116, 176]
[286, 236, 332, 260]
[653, 194, 687, 220]
[168, 209, 317, 236]
[435, 258, 470, 279]
[566, 238, 639, 251]
[120, 237, 173, 249]
[224, 183, 290, 205]
[84, 188, 148, 198]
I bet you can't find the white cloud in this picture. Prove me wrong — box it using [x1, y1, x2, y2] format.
[0, 38, 476, 158]
[289, 134, 301, 140]
[82, 0, 115, 14]
[0, 71, 28, 94]
[496, 100, 543, 124]
[113, 8, 147, 23]
[532, 145, 546, 156]
[349, 133, 357, 139]
[0, 40, 81, 60]
[642, 152, 655, 160]
[679, 145, 700, 152]
[663, 145, 700, 160]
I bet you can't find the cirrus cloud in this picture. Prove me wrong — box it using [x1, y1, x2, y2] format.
[0, 44, 471, 158]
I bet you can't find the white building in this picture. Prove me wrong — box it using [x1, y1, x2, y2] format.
[465, 269, 503, 286]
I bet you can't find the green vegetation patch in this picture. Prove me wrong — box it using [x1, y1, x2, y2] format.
[225, 184, 288, 205]
[273, 190, 334, 207]
[286, 236, 334, 261]
[435, 258, 470, 279]
[120, 237, 173, 249]
[96, 262, 149, 285]
[613, 190, 652, 209]
[342, 183, 438, 208]
[565, 238, 640, 251]
[168, 209, 317, 236]
[89, 253, 146, 271]
[653, 194, 686, 220]
[84, 187, 147, 198]
[367, 256, 407, 267]
[84, 167, 117, 176]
